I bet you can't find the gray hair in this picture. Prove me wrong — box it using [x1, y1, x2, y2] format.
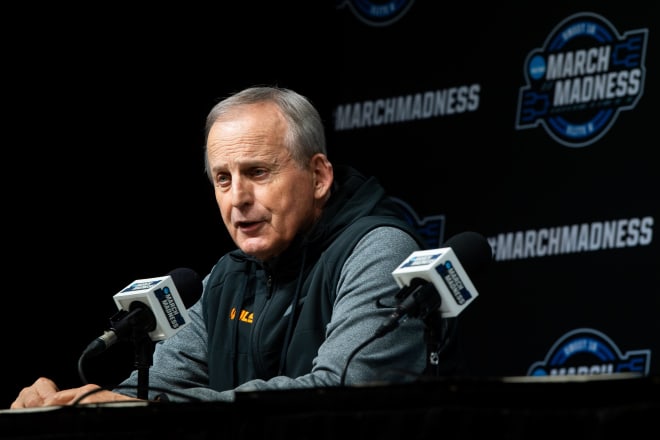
[204, 86, 327, 180]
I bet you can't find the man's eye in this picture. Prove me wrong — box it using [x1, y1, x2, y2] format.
[216, 175, 230, 186]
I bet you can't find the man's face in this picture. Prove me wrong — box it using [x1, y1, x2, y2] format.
[206, 102, 321, 261]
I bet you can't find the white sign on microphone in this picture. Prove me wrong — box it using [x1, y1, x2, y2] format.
[113, 275, 191, 341]
[391, 247, 479, 318]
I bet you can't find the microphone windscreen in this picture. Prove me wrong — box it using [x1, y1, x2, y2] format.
[168, 267, 203, 307]
[443, 231, 492, 276]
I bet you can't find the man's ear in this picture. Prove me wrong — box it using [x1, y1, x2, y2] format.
[311, 153, 334, 200]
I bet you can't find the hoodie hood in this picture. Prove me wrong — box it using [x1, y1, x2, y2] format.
[305, 164, 406, 249]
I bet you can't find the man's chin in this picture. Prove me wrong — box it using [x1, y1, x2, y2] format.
[239, 240, 271, 260]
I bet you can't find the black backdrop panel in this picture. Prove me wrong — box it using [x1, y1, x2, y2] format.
[330, 1, 658, 378]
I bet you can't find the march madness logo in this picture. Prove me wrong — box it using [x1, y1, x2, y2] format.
[527, 328, 651, 377]
[390, 196, 445, 249]
[515, 12, 648, 148]
[335, 0, 414, 27]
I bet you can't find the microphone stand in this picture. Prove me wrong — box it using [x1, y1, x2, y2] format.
[422, 311, 459, 378]
[387, 282, 450, 377]
[80, 306, 157, 398]
[131, 327, 155, 400]
[422, 309, 445, 377]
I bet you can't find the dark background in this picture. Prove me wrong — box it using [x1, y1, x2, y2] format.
[3, 3, 338, 404]
[3, 2, 657, 406]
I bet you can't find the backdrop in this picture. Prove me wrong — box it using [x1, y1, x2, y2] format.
[2, 1, 657, 406]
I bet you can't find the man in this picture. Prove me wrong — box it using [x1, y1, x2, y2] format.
[11, 86, 427, 407]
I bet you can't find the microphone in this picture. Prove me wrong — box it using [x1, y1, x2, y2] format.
[375, 231, 492, 337]
[82, 267, 203, 358]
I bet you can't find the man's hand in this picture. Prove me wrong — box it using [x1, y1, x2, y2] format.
[10, 377, 140, 409]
